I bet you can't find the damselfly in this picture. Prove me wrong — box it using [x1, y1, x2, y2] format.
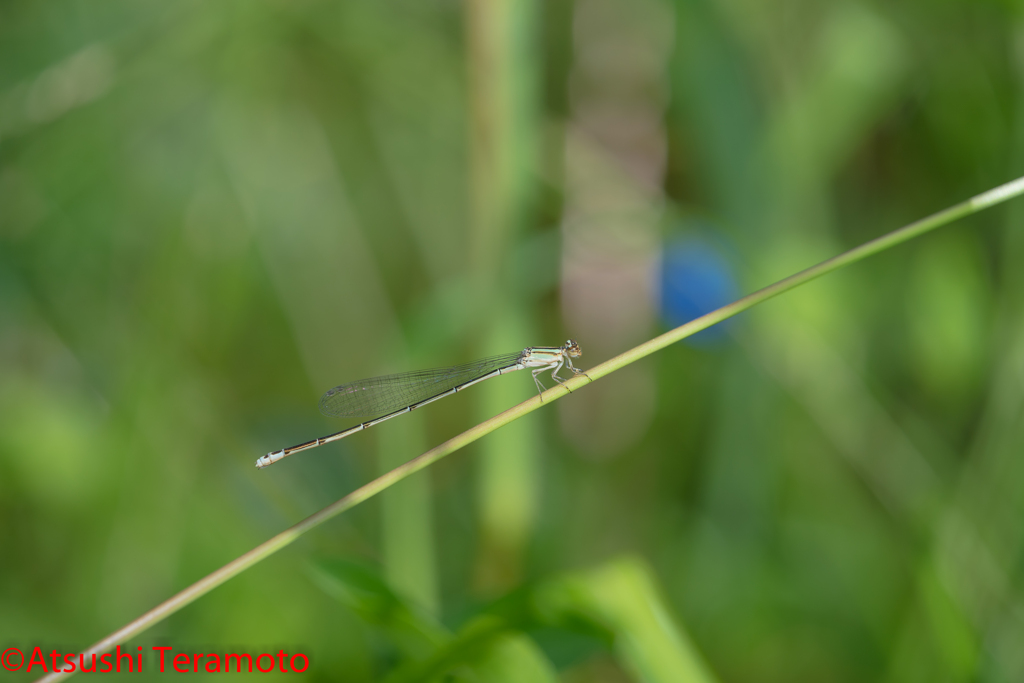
[256, 340, 588, 469]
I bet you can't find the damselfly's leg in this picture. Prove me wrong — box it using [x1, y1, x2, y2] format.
[564, 356, 592, 382]
[532, 368, 548, 400]
[548, 359, 574, 393]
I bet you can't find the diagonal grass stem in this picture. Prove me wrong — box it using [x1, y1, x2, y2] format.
[34, 175, 1024, 683]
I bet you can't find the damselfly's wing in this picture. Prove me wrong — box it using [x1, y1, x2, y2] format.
[318, 352, 524, 418]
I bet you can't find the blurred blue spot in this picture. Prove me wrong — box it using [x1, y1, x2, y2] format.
[660, 236, 738, 345]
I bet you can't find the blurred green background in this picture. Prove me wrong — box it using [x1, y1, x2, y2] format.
[2, 0, 1024, 680]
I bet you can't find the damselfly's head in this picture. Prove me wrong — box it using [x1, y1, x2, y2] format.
[564, 339, 582, 357]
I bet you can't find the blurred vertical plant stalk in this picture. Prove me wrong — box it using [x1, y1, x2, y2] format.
[220, 99, 440, 609]
[374, 386, 439, 614]
[465, 0, 542, 588]
[559, 0, 673, 457]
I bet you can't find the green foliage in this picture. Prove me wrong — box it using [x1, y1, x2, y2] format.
[314, 556, 714, 683]
[3, 0, 1024, 682]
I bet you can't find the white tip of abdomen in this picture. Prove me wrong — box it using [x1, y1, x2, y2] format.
[255, 449, 286, 469]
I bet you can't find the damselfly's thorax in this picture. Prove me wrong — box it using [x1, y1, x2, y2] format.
[519, 340, 583, 369]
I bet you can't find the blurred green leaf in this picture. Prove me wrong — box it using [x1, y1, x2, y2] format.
[317, 554, 715, 683]
[535, 557, 718, 683]
[310, 559, 449, 661]
[313, 559, 559, 683]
